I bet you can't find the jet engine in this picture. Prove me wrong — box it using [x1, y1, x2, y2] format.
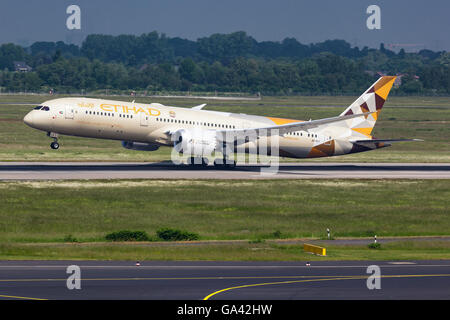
[172, 129, 217, 157]
[121, 141, 160, 151]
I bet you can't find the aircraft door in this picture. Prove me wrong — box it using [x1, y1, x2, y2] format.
[140, 112, 149, 126]
[65, 106, 74, 119]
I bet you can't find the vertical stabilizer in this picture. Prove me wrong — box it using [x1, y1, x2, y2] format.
[339, 76, 396, 140]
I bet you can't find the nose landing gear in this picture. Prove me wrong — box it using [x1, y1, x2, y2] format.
[47, 132, 60, 150]
[50, 141, 60, 150]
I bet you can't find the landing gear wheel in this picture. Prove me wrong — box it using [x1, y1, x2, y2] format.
[226, 160, 237, 168]
[214, 158, 236, 169]
[188, 157, 208, 167]
[189, 157, 201, 166]
[50, 141, 59, 150]
[213, 159, 225, 168]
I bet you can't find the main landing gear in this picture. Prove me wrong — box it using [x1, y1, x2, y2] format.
[187, 156, 236, 168]
[188, 157, 209, 167]
[47, 132, 59, 150]
[213, 158, 236, 169]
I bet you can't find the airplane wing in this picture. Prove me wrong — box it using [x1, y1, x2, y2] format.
[215, 112, 373, 141]
[191, 104, 207, 110]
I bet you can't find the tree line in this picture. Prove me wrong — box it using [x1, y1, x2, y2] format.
[0, 31, 448, 95]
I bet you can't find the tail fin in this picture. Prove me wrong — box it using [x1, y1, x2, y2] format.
[340, 76, 396, 140]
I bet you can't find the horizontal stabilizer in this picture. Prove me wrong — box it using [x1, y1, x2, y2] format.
[352, 139, 423, 145]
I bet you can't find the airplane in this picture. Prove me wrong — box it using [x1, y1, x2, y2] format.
[23, 76, 420, 167]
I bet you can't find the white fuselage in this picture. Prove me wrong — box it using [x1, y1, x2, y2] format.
[23, 97, 356, 159]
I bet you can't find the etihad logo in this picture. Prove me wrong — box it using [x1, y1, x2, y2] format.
[78, 102, 160, 116]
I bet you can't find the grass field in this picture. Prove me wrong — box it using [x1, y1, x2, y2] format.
[1, 241, 450, 261]
[1, 177, 449, 261]
[1, 94, 449, 261]
[0, 94, 449, 162]
[1, 179, 448, 243]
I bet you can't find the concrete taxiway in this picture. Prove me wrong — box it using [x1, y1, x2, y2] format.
[0, 260, 449, 300]
[1, 162, 449, 180]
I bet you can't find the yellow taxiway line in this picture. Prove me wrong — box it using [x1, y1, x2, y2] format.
[0, 274, 448, 300]
[0, 294, 47, 300]
[203, 274, 450, 300]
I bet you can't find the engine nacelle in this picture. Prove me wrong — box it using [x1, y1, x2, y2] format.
[172, 128, 217, 157]
[121, 141, 160, 151]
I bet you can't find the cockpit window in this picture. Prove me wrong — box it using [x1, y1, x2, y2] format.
[33, 106, 42, 110]
[42, 106, 50, 111]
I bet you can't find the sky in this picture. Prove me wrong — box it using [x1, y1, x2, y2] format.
[0, 0, 448, 51]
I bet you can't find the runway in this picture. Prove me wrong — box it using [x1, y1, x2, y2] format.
[1, 162, 450, 180]
[0, 260, 449, 300]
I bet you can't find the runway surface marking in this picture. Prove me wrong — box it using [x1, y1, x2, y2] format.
[203, 274, 450, 300]
[0, 274, 414, 283]
[0, 263, 449, 269]
[1, 162, 449, 180]
[1, 274, 449, 300]
[1, 261, 448, 299]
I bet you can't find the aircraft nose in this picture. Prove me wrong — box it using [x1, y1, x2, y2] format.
[23, 112, 34, 127]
